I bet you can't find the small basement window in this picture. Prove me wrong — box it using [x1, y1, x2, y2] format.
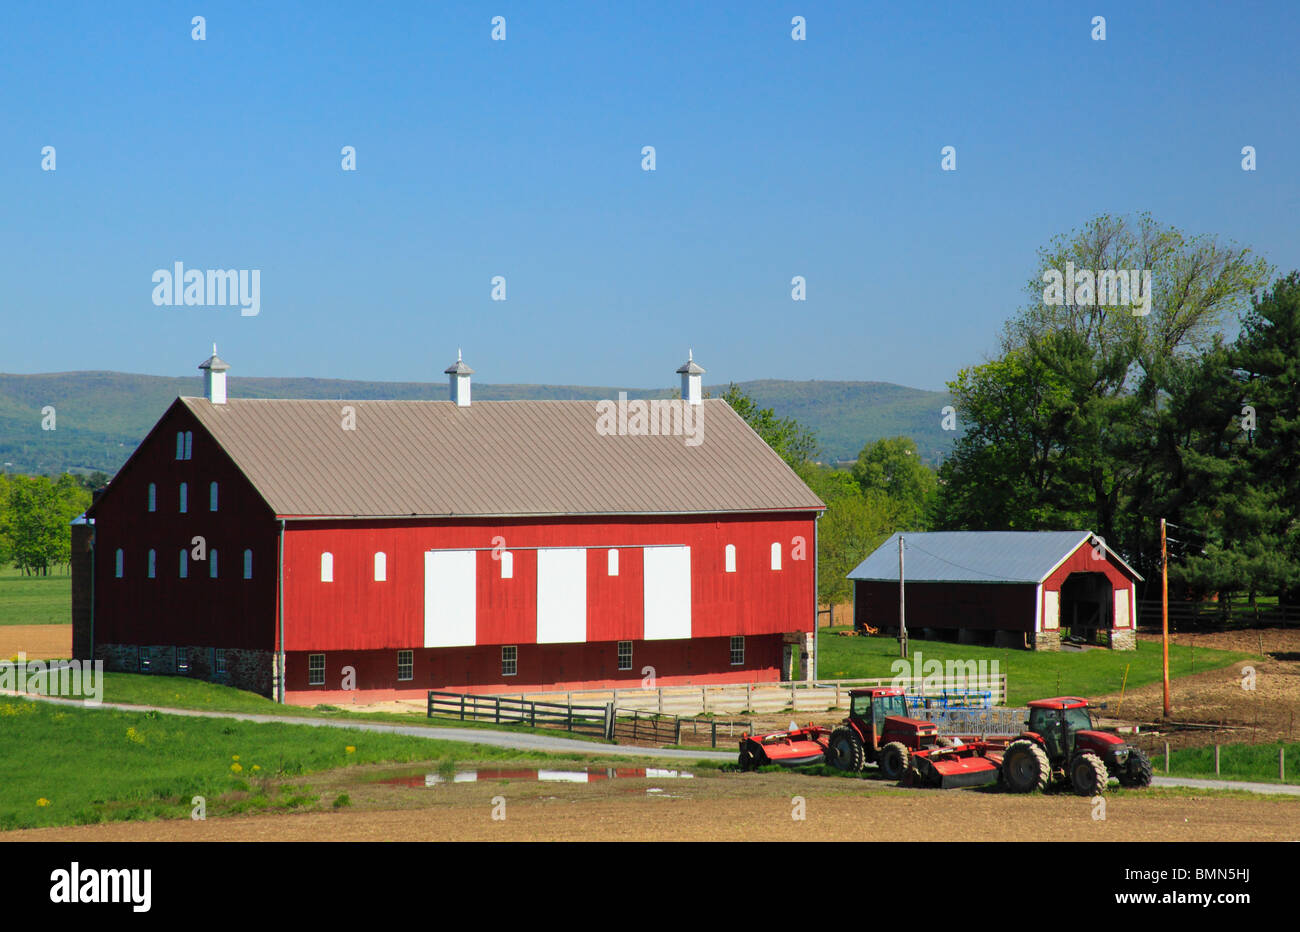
[176, 647, 190, 674]
[397, 650, 413, 682]
[730, 636, 745, 666]
[501, 646, 517, 677]
[617, 640, 633, 671]
[308, 653, 325, 686]
[214, 648, 227, 675]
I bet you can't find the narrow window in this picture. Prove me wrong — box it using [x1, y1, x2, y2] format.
[617, 640, 633, 671]
[501, 646, 517, 677]
[397, 650, 413, 682]
[308, 653, 326, 686]
[321, 552, 333, 582]
[175, 432, 185, 460]
[114, 548, 124, 578]
[243, 549, 252, 579]
[725, 544, 737, 573]
[770, 542, 781, 570]
[209, 481, 218, 511]
[179, 482, 188, 513]
[147, 549, 157, 578]
[374, 551, 387, 582]
[607, 548, 619, 576]
[215, 648, 227, 675]
[179, 549, 188, 578]
[500, 550, 513, 579]
[140, 646, 153, 673]
[730, 635, 745, 666]
[210, 549, 219, 579]
[148, 483, 156, 512]
[176, 647, 190, 674]
[184, 431, 193, 460]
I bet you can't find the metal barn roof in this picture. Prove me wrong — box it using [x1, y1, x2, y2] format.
[178, 397, 825, 519]
[846, 531, 1142, 584]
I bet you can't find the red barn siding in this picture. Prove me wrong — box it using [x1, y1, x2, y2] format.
[90, 400, 278, 651]
[284, 633, 784, 703]
[280, 513, 815, 653]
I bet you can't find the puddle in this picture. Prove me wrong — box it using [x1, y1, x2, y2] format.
[380, 767, 694, 787]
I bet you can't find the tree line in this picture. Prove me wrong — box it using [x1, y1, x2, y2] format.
[727, 213, 1300, 611]
[0, 472, 102, 575]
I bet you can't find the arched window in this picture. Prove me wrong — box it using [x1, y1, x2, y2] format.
[148, 549, 157, 578]
[500, 550, 514, 579]
[374, 551, 387, 582]
[179, 482, 188, 513]
[321, 552, 333, 582]
[114, 549, 124, 578]
[184, 431, 193, 459]
[175, 432, 185, 460]
[770, 542, 782, 570]
[147, 483, 156, 512]
[210, 549, 219, 579]
[209, 482, 219, 511]
[725, 544, 737, 573]
[179, 549, 188, 578]
[607, 549, 619, 576]
[243, 549, 253, 579]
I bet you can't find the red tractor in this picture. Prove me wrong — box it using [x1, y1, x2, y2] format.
[825, 686, 955, 780]
[999, 697, 1154, 795]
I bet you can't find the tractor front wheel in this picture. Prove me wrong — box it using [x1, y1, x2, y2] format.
[1120, 748, 1154, 788]
[1070, 752, 1109, 796]
[878, 742, 912, 781]
[827, 727, 866, 772]
[1001, 739, 1050, 793]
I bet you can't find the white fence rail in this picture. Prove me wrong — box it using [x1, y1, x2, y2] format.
[488, 675, 1007, 718]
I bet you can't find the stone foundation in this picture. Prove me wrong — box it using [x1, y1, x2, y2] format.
[1110, 628, 1136, 651]
[96, 643, 275, 697]
[1032, 630, 1062, 651]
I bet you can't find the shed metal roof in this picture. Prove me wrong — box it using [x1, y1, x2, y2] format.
[847, 531, 1142, 584]
[178, 396, 825, 519]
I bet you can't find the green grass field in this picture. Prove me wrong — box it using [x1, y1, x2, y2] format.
[816, 627, 1251, 706]
[1153, 741, 1300, 786]
[0, 694, 617, 831]
[0, 565, 71, 625]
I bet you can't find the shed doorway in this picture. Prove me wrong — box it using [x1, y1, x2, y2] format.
[1059, 572, 1113, 643]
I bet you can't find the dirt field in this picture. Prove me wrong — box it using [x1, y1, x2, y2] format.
[0, 624, 69, 660]
[6, 767, 1297, 842]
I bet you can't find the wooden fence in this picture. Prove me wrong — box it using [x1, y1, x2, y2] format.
[1137, 599, 1298, 631]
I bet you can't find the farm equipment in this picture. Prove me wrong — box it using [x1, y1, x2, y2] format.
[737, 724, 831, 770]
[999, 696, 1154, 795]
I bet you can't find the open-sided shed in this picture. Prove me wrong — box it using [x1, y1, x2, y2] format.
[847, 531, 1143, 651]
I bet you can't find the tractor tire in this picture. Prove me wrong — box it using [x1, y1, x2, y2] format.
[1120, 748, 1154, 788]
[827, 727, 866, 772]
[1001, 739, 1050, 793]
[1070, 752, 1109, 796]
[878, 742, 912, 781]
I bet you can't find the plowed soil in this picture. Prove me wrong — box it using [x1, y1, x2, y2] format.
[5, 769, 1298, 842]
[0, 624, 69, 660]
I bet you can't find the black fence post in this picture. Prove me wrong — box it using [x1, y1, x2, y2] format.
[711, 719, 718, 748]
[530, 702, 536, 729]
[674, 718, 681, 745]
[605, 701, 615, 741]
[459, 694, 466, 721]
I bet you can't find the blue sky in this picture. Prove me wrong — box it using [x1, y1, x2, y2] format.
[3, 1, 1297, 392]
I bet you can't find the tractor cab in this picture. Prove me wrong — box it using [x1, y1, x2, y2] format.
[1023, 697, 1124, 761]
[847, 687, 936, 750]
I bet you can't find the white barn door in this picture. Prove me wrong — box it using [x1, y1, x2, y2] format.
[537, 548, 587, 643]
[424, 550, 477, 647]
[643, 545, 691, 640]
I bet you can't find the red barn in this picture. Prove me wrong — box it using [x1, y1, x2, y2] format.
[849, 531, 1142, 650]
[77, 350, 825, 704]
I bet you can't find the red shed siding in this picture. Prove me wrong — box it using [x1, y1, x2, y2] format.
[91, 400, 278, 652]
[1040, 543, 1138, 628]
[854, 580, 1038, 632]
[280, 513, 815, 652]
[284, 634, 783, 703]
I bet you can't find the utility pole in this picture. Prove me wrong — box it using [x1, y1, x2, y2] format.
[899, 535, 908, 659]
[1161, 518, 1170, 719]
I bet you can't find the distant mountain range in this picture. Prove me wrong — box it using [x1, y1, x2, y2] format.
[0, 371, 955, 476]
